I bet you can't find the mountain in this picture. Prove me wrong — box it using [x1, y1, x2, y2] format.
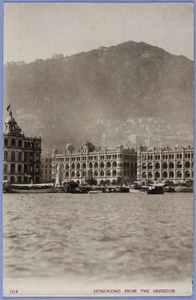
[3, 41, 194, 152]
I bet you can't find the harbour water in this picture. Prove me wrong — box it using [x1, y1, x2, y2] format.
[3, 192, 193, 296]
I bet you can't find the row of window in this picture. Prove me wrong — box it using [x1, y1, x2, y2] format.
[4, 138, 41, 149]
[3, 176, 40, 184]
[64, 169, 133, 178]
[4, 151, 40, 162]
[141, 152, 193, 161]
[42, 158, 52, 163]
[61, 154, 136, 162]
[62, 161, 137, 170]
[42, 169, 52, 174]
[141, 170, 193, 179]
[41, 164, 52, 169]
[142, 161, 193, 169]
[4, 164, 40, 173]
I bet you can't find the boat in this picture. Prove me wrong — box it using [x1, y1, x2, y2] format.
[129, 184, 147, 193]
[147, 183, 165, 195]
[88, 188, 103, 194]
[164, 186, 176, 193]
[70, 187, 89, 194]
[113, 186, 130, 193]
[175, 185, 193, 193]
[6, 183, 64, 193]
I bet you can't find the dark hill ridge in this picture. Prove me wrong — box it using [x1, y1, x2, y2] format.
[3, 40, 194, 152]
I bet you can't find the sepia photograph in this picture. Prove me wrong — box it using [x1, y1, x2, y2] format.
[2, 2, 194, 297]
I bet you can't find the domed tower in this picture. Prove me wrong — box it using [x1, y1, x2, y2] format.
[65, 143, 74, 154]
[5, 107, 21, 135]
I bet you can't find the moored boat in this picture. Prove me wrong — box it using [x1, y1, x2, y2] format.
[147, 183, 165, 195]
[175, 185, 193, 193]
[6, 183, 65, 193]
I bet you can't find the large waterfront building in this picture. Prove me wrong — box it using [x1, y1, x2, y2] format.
[137, 145, 193, 183]
[52, 141, 137, 185]
[3, 108, 42, 184]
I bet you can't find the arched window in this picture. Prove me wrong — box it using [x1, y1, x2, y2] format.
[185, 171, 190, 178]
[4, 138, 8, 146]
[169, 171, 174, 178]
[82, 171, 86, 177]
[71, 163, 75, 169]
[100, 170, 104, 177]
[163, 162, 167, 169]
[107, 162, 111, 168]
[155, 162, 160, 169]
[11, 164, 15, 173]
[10, 176, 15, 184]
[66, 164, 69, 170]
[71, 171, 75, 177]
[94, 162, 98, 168]
[112, 170, 116, 176]
[163, 171, 167, 178]
[18, 140, 22, 147]
[11, 139, 15, 146]
[65, 171, 69, 177]
[177, 161, 182, 168]
[18, 176, 22, 183]
[3, 164, 7, 173]
[18, 152, 22, 162]
[106, 170, 111, 176]
[148, 162, 152, 169]
[124, 162, 126, 168]
[4, 151, 8, 160]
[100, 162, 104, 168]
[11, 151, 15, 161]
[177, 171, 182, 178]
[112, 161, 117, 168]
[142, 172, 146, 178]
[89, 162, 93, 168]
[155, 171, 160, 178]
[185, 161, 190, 168]
[169, 162, 174, 169]
[77, 163, 80, 169]
[94, 170, 98, 177]
[148, 171, 152, 178]
[76, 171, 80, 178]
[82, 163, 86, 169]
[142, 163, 146, 170]
[18, 164, 22, 173]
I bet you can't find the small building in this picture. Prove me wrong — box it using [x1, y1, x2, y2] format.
[3, 107, 42, 184]
[52, 141, 137, 186]
[52, 53, 64, 59]
[41, 154, 52, 183]
[137, 145, 193, 183]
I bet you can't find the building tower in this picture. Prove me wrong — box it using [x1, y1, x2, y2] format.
[3, 106, 42, 184]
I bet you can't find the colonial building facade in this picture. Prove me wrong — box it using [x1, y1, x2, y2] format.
[52, 141, 137, 185]
[3, 108, 42, 184]
[137, 145, 193, 183]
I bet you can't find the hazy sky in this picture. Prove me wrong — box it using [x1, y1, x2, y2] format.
[4, 3, 194, 63]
